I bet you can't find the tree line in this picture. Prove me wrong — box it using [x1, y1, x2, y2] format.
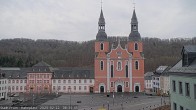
[0, 37, 196, 73]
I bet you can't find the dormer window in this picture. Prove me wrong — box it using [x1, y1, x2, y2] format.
[100, 43, 104, 50]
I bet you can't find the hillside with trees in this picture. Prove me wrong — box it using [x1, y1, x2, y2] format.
[0, 37, 196, 73]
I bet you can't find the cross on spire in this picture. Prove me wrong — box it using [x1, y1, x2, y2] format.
[133, 0, 136, 9]
[101, 0, 103, 9]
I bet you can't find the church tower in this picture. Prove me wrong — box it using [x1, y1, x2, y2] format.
[128, 9, 145, 92]
[94, 9, 109, 93]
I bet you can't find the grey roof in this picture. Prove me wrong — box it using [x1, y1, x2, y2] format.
[169, 59, 196, 74]
[129, 32, 141, 41]
[183, 45, 196, 53]
[96, 9, 107, 41]
[155, 66, 168, 74]
[129, 9, 141, 41]
[0, 68, 30, 79]
[31, 61, 53, 72]
[144, 72, 154, 80]
[96, 30, 107, 41]
[98, 9, 105, 25]
[131, 10, 138, 24]
[33, 61, 51, 67]
[52, 68, 94, 79]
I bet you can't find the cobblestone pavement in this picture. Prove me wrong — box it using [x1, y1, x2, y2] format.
[42, 93, 170, 110]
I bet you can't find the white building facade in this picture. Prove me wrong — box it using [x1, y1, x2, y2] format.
[0, 78, 8, 100]
[52, 79, 94, 93]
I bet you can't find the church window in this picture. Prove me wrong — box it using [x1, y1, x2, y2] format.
[134, 43, 138, 50]
[100, 43, 104, 50]
[111, 65, 114, 78]
[135, 61, 139, 70]
[126, 65, 128, 77]
[111, 82, 114, 88]
[117, 61, 122, 71]
[100, 61, 104, 70]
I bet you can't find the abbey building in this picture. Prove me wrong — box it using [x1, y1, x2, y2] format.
[94, 9, 145, 93]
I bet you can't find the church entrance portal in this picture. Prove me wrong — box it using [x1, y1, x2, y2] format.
[135, 86, 139, 92]
[117, 85, 122, 92]
[100, 86, 104, 93]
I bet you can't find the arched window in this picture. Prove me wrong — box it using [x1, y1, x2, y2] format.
[100, 43, 104, 50]
[111, 65, 114, 78]
[135, 61, 139, 70]
[100, 61, 104, 70]
[117, 61, 122, 71]
[126, 65, 128, 77]
[134, 43, 138, 50]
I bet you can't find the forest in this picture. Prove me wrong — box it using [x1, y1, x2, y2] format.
[0, 37, 196, 73]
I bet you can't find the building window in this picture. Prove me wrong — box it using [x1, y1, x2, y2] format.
[12, 80, 15, 83]
[134, 43, 138, 50]
[79, 86, 81, 90]
[126, 82, 129, 87]
[179, 82, 183, 94]
[111, 65, 114, 78]
[16, 86, 18, 90]
[90, 79, 92, 83]
[84, 86, 87, 90]
[180, 106, 184, 110]
[58, 80, 61, 83]
[68, 80, 71, 83]
[74, 80, 76, 83]
[117, 61, 122, 71]
[185, 83, 190, 97]
[126, 65, 128, 78]
[20, 86, 22, 90]
[63, 80, 66, 83]
[100, 43, 104, 50]
[53, 80, 56, 83]
[53, 86, 55, 90]
[172, 80, 176, 92]
[194, 84, 196, 99]
[74, 86, 76, 90]
[79, 80, 81, 83]
[58, 86, 61, 90]
[25, 80, 27, 83]
[173, 103, 177, 110]
[63, 86, 66, 90]
[84, 79, 86, 83]
[135, 61, 139, 70]
[12, 86, 15, 90]
[111, 82, 114, 88]
[100, 61, 104, 70]
[8, 80, 11, 83]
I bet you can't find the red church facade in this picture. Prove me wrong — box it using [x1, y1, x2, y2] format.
[94, 9, 144, 93]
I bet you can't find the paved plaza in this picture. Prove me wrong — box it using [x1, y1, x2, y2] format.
[42, 93, 170, 110]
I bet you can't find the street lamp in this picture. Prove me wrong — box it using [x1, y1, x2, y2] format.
[68, 87, 71, 110]
[113, 90, 114, 106]
[107, 101, 109, 110]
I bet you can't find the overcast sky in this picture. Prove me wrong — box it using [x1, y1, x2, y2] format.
[0, 0, 196, 41]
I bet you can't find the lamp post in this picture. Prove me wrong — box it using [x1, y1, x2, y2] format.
[107, 101, 109, 110]
[68, 87, 71, 110]
[113, 90, 114, 106]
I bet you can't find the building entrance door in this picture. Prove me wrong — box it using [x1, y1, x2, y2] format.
[117, 85, 122, 92]
[135, 86, 139, 92]
[100, 86, 104, 93]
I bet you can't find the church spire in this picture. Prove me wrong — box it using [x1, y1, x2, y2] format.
[129, 9, 141, 41]
[96, 7, 107, 41]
